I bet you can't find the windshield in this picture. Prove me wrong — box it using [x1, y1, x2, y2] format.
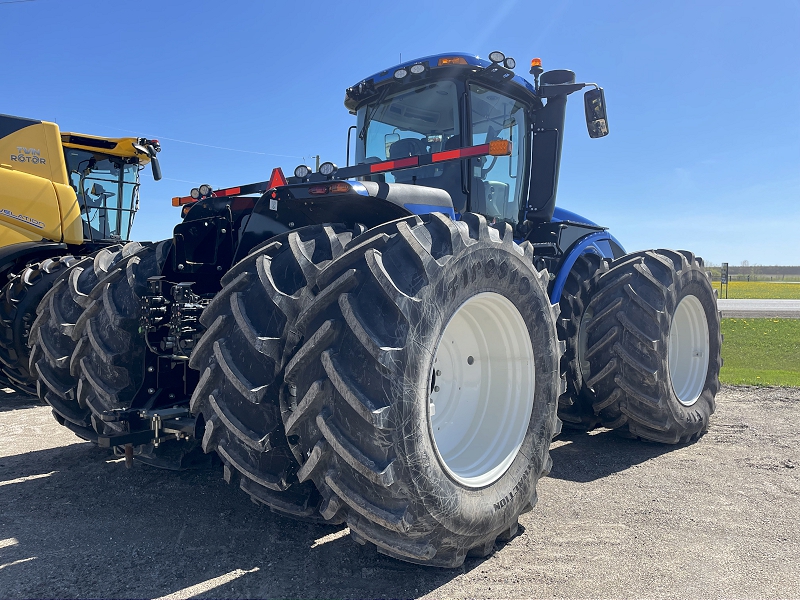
[356, 80, 466, 206]
[64, 148, 140, 241]
[356, 78, 528, 223]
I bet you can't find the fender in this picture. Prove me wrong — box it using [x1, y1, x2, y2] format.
[549, 230, 625, 304]
[0, 241, 68, 279]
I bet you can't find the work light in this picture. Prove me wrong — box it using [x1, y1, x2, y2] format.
[319, 162, 337, 177]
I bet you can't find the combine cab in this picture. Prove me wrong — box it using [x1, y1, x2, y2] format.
[0, 113, 161, 399]
[45, 52, 721, 566]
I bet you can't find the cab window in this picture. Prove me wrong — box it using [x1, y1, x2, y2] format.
[469, 84, 526, 223]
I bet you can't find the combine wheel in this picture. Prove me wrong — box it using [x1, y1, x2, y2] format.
[0, 256, 81, 394]
[28, 245, 125, 440]
[556, 253, 608, 429]
[278, 213, 562, 567]
[189, 224, 358, 521]
[584, 250, 721, 443]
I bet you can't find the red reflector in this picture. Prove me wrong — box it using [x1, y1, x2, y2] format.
[308, 184, 329, 195]
[214, 186, 241, 197]
[329, 182, 351, 194]
[370, 156, 419, 173]
[268, 167, 288, 189]
[431, 143, 490, 162]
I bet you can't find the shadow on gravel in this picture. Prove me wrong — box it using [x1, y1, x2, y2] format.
[0, 440, 481, 599]
[1, 418, 697, 598]
[548, 428, 677, 483]
[0, 388, 41, 413]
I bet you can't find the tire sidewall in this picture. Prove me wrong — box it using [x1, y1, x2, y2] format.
[395, 244, 559, 537]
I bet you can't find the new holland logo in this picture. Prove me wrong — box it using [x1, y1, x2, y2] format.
[0, 208, 45, 229]
[9, 147, 47, 165]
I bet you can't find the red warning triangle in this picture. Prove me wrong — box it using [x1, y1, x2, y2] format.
[267, 167, 288, 189]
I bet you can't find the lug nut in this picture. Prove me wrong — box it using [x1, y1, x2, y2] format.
[147, 366, 154, 372]
[434, 385, 440, 392]
[147, 388, 155, 394]
[178, 264, 185, 270]
[436, 370, 441, 376]
[467, 356, 474, 365]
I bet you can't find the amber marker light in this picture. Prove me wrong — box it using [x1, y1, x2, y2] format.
[438, 57, 468, 66]
[488, 140, 513, 156]
[530, 58, 542, 68]
[329, 182, 351, 194]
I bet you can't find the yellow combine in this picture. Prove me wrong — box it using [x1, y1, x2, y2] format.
[0, 113, 161, 393]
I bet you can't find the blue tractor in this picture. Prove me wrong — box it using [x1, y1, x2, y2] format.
[34, 52, 722, 566]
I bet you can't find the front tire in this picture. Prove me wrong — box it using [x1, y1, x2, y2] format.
[556, 253, 608, 429]
[281, 214, 563, 567]
[0, 256, 79, 394]
[584, 250, 721, 443]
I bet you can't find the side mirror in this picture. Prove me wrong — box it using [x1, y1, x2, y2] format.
[584, 87, 609, 138]
[147, 145, 162, 181]
[384, 132, 400, 158]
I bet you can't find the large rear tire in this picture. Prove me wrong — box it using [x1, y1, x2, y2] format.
[279, 213, 562, 567]
[0, 256, 79, 394]
[556, 253, 608, 429]
[72, 242, 167, 432]
[584, 250, 721, 443]
[29, 245, 125, 441]
[189, 224, 358, 521]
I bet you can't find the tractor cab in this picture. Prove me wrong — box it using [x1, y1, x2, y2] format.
[346, 52, 610, 237]
[351, 53, 535, 226]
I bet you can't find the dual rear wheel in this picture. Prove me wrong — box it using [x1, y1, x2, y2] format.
[190, 213, 563, 566]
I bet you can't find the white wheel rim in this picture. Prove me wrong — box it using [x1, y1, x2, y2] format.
[428, 292, 535, 488]
[668, 294, 710, 406]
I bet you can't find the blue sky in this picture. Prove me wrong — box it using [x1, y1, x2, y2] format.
[2, 0, 798, 265]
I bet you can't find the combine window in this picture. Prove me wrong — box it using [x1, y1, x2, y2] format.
[64, 149, 140, 242]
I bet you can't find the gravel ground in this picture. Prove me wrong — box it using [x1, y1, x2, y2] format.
[1, 385, 798, 599]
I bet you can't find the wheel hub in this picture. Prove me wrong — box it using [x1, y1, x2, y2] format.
[668, 294, 710, 406]
[429, 292, 535, 488]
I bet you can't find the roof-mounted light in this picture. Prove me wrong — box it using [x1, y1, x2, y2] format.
[319, 161, 338, 177]
[190, 188, 200, 200]
[488, 51, 505, 63]
[504, 57, 516, 69]
[294, 165, 311, 179]
[409, 63, 426, 74]
[394, 68, 408, 79]
[530, 58, 542, 68]
[198, 184, 212, 197]
[438, 56, 467, 66]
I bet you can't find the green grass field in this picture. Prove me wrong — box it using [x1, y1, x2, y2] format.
[716, 281, 800, 299]
[719, 318, 800, 386]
